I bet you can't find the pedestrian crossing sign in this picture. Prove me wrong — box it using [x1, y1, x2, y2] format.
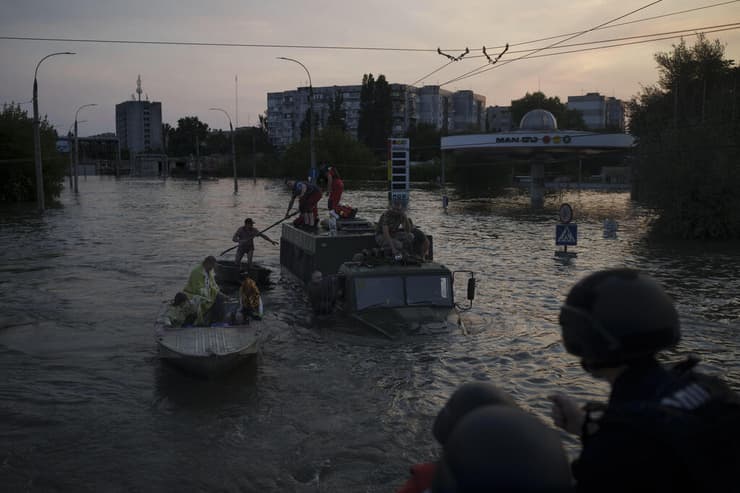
[556, 224, 578, 246]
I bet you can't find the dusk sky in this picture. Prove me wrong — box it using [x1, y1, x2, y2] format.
[1, 0, 738, 136]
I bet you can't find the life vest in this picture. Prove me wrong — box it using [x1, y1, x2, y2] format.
[335, 203, 357, 219]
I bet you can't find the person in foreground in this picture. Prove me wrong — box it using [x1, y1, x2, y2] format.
[183, 256, 226, 325]
[231, 217, 278, 268]
[432, 405, 573, 492]
[396, 382, 521, 493]
[549, 268, 740, 492]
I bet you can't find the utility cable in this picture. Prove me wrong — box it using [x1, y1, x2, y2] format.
[409, 0, 738, 85]
[440, 0, 664, 87]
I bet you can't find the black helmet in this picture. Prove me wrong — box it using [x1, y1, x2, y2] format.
[559, 268, 680, 365]
[432, 406, 573, 492]
[433, 382, 518, 445]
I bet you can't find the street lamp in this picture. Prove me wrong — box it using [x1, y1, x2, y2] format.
[33, 51, 75, 211]
[66, 120, 85, 189]
[209, 107, 238, 194]
[74, 104, 97, 193]
[277, 56, 316, 178]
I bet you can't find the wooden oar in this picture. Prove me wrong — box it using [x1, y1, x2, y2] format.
[219, 211, 299, 256]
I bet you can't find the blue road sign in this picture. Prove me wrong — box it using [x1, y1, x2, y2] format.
[556, 223, 578, 246]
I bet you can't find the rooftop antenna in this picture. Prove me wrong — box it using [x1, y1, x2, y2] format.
[136, 75, 143, 102]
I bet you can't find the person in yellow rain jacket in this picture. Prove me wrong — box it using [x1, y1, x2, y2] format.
[183, 256, 225, 325]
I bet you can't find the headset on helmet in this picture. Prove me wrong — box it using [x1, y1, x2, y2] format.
[559, 269, 680, 365]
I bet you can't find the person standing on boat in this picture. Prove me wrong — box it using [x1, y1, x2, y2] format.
[286, 180, 322, 228]
[321, 165, 344, 213]
[232, 218, 278, 268]
[375, 198, 417, 258]
[183, 256, 226, 325]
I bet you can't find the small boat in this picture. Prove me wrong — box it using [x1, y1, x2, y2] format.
[155, 322, 261, 378]
[214, 259, 271, 288]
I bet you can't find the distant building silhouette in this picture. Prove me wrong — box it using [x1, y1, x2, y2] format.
[486, 105, 513, 132]
[566, 92, 625, 131]
[266, 84, 486, 149]
[115, 76, 163, 153]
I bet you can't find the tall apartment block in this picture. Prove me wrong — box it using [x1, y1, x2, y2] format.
[115, 76, 163, 153]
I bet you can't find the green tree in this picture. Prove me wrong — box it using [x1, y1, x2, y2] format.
[168, 116, 209, 156]
[281, 125, 378, 180]
[358, 73, 393, 154]
[510, 91, 586, 130]
[628, 35, 740, 239]
[0, 103, 65, 203]
[406, 123, 442, 161]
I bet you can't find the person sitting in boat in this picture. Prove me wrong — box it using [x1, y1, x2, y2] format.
[238, 276, 263, 322]
[232, 218, 278, 268]
[286, 180, 322, 229]
[165, 292, 197, 327]
[375, 198, 416, 259]
[183, 256, 226, 325]
[320, 164, 344, 213]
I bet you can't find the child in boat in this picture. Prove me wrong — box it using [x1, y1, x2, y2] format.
[238, 276, 263, 322]
[165, 292, 197, 327]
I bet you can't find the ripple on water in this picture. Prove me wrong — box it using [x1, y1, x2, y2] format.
[0, 179, 738, 490]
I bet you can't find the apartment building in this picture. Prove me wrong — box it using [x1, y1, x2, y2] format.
[115, 100, 163, 153]
[452, 90, 486, 132]
[485, 106, 513, 132]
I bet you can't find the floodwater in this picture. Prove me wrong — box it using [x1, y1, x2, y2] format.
[1, 177, 738, 492]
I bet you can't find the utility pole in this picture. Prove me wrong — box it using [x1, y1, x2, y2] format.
[277, 57, 316, 177]
[209, 107, 238, 194]
[33, 51, 75, 211]
[196, 135, 202, 185]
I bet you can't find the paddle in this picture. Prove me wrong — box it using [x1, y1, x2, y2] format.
[219, 211, 300, 256]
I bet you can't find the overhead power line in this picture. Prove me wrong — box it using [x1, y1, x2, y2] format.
[409, 0, 737, 86]
[440, 0, 665, 87]
[484, 0, 740, 50]
[2, 0, 736, 56]
[439, 24, 740, 86]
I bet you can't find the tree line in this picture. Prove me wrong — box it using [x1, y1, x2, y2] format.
[4, 36, 738, 241]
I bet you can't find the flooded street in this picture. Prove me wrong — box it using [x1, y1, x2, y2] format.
[1, 177, 738, 492]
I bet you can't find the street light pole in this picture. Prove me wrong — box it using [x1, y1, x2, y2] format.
[33, 51, 75, 211]
[209, 107, 238, 194]
[74, 103, 97, 194]
[277, 57, 316, 178]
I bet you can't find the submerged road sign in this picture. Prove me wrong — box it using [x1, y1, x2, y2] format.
[556, 224, 578, 246]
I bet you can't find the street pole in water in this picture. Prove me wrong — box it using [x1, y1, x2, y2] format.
[33, 51, 75, 210]
[277, 57, 315, 177]
[209, 107, 238, 194]
[73, 104, 97, 194]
